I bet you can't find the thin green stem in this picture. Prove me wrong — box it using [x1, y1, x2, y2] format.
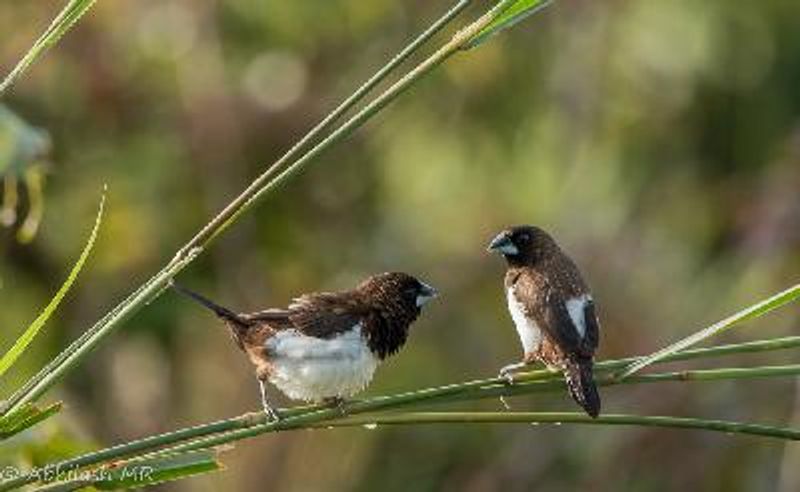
[1, 261, 172, 415]
[176, 0, 472, 259]
[313, 412, 800, 441]
[0, 0, 480, 417]
[439, 364, 800, 404]
[632, 364, 800, 383]
[196, 0, 519, 249]
[13, 410, 792, 490]
[5, 336, 800, 489]
[0, 248, 203, 415]
[618, 283, 800, 380]
[161, 364, 800, 458]
[596, 335, 800, 370]
[0, 0, 98, 97]
[496, 335, 800, 387]
[0, 190, 104, 378]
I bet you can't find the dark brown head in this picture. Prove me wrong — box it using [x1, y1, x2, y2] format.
[487, 225, 560, 267]
[356, 272, 438, 314]
[355, 272, 437, 358]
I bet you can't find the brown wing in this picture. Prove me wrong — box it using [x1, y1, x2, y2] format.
[240, 308, 291, 324]
[582, 299, 600, 355]
[549, 253, 599, 356]
[244, 292, 364, 339]
[514, 272, 588, 359]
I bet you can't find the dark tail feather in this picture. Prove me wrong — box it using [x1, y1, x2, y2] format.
[170, 280, 251, 330]
[564, 360, 601, 418]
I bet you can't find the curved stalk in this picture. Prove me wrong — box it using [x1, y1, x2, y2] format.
[314, 412, 800, 441]
[157, 364, 800, 458]
[618, 283, 800, 379]
[175, 0, 473, 257]
[0, 0, 98, 97]
[0, 0, 487, 416]
[437, 364, 800, 404]
[318, 412, 800, 441]
[5, 339, 800, 490]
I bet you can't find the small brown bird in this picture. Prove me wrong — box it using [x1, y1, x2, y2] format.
[487, 225, 601, 417]
[171, 273, 437, 421]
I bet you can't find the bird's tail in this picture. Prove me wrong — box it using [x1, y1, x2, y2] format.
[170, 280, 253, 338]
[564, 359, 601, 418]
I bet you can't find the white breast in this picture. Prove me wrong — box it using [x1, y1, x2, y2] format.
[506, 288, 543, 356]
[565, 294, 591, 340]
[265, 324, 379, 402]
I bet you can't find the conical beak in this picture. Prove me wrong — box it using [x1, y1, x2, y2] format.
[416, 282, 438, 307]
[487, 231, 518, 255]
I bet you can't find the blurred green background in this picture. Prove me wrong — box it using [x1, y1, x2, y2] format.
[2, 0, 800, 490]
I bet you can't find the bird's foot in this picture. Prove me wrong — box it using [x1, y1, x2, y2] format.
[498, 361, 527, 385]
[499, 369, 516, 385]
[262, 403, 281, 422]
[324, 397, 349, 417]
[258, 379, 281, 422]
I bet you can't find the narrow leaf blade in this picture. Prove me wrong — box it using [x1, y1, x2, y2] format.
[0, 401, 62, 440]
[31, 451, 223, 491]
[96, 453, 223, 490]
[0, 190, 105, 378]
[465, 0, 552, 49]
[618, 283, 800, 379]
[0, 0, 99, 97]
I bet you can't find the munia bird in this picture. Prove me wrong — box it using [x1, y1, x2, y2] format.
[172, 272, 437, 421]
[487, 225, 601, 418]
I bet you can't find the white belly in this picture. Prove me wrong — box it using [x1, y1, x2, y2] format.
[507, 288, 542, 355]
[265, 325, 379, 402]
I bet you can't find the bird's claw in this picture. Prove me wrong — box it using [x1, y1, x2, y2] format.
[324, 397, 349, 417]
[499, 362, 526, 385]
[258, 379, 281, 422]
[499, 360, 528, 385]
[499, 369, 516, 385]
[263, 405, 281, 422]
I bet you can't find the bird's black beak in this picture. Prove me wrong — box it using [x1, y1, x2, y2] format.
[487, 231, 518, 255]
[416, 282, 438, 307]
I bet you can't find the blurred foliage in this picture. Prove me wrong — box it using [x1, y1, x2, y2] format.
[1, 0, 800, 491]
[0, 105, 50, 243]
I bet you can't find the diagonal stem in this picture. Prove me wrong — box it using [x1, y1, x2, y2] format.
[0, 0, 98, 97]
[175, 0, 473, 259]
[5, 335, 800, 490]
[188, 0, 520, 250]
[0, 248, 202, 416]
[0, 0, 484, 417]
[618, 283, 800, 380]
[155, 364, 800, 459]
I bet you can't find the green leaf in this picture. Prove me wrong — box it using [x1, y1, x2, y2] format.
[0, 0, 99, 97]
[96, 452, 224, 490]
[0, 189, 106, 379]
[0, 402, 62, 440]
[465, 0, 552, 49]
[33, 451, 224, 491]
[618, 283, 800, 379]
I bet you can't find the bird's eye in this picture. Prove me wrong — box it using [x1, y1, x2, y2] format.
[518, 233, 530, 243]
